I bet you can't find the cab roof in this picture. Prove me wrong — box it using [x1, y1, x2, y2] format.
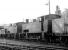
[41, 14, 61, 20]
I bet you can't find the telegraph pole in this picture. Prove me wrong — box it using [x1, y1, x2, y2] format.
[49, 0, 50, 14]
[48, 0, 52, 34]
[45, 0, 51, 14]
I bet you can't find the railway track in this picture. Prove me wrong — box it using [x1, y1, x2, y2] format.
[0, 42, 67, 50]
[12, 38, 67, 47]
[0, 39, 68, 50]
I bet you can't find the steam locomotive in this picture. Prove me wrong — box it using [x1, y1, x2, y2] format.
[21, 14, 65, 43]
[0, 14, 68, 44]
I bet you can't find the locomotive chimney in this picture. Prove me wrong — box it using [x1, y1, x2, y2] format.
[26, 19, 29, 23]
[33, 19, 36, 22]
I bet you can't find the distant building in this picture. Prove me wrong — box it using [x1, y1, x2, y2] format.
[62, 9, 68, 24]
[55, 5, 61, 15]
[61, 9, 68, 33]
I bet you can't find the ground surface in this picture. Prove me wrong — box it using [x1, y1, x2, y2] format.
[0, 38, 67, 50]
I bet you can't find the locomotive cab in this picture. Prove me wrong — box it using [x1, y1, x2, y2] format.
[41, 14, 61, 40]
[41, 14, 61, 42]
[45, 14, 61, 35]
[41, 14, 61, 34]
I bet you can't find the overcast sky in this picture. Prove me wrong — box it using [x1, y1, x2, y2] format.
[0, 0, 67, 25]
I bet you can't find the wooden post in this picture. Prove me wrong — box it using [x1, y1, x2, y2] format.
[49, 0, 51, 14]
[19, 33, 20, 40]
[26, 32, 28, 39]
[14, 33, 16, 40]
[41, 17, 44, 39]
[42, 31, 44, 40]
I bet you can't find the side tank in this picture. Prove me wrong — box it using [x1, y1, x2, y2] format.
[22, 22, 41, 33]
[22, 18, 48, 33]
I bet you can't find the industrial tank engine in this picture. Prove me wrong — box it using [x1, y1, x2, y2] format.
[21, 14, 62, 43]
[2, 14, 68, 45]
